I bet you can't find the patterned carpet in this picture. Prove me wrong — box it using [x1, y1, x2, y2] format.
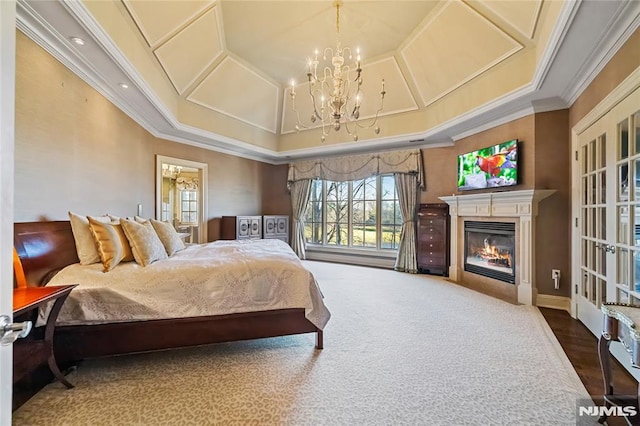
[13, 261, 590, 425]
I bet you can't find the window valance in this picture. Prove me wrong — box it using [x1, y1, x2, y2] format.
[287, 149, 423, 188]
[176, 177, 199, 191]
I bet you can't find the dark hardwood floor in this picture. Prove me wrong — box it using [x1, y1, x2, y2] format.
[541, 307, 637, 425]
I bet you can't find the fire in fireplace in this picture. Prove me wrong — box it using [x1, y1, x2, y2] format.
[464, 221, 516, 284]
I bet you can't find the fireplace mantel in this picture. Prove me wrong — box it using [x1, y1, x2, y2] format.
[439, 189, 556, 305]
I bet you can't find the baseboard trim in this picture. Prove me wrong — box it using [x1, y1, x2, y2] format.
[306, 251, 395, 269]
[537, 294, 571, 313]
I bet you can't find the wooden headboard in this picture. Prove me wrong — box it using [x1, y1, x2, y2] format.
[14, 221, 79, 287]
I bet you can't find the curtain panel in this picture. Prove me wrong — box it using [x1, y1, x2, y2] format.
[289, 179, 312, 259]
[393, 173, 419, 273]
[287, 149, 423, 187]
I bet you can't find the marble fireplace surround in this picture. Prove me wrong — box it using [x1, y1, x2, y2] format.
[439, 189, 555, 305]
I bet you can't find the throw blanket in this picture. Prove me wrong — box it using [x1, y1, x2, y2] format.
[45, 239, 330, 329]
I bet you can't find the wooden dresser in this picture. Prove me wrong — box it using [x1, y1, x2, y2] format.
[417, 203, 450, 276]
[220, 216, 262, 240]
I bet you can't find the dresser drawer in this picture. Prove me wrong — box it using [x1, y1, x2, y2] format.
[418, 258, 446, 269]
[419, 250, 446, 260]
[420, 232, 444, 243]
[419, 241, 445, 251]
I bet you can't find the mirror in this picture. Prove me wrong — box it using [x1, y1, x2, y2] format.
[156, 155, 208, 243]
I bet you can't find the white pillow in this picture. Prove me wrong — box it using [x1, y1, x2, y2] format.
[120, 218, 168, 266]
[68, 211, 111, 265]
[150, 219, 186, 256]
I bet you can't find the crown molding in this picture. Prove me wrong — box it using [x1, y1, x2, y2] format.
[530, 0, 581, 90]
[15, 0, 640, 165]
[563, 1, 640, 106]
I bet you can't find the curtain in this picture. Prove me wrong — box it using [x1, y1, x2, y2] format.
[175, 177, 199, 190]
[289, 179, 312, 259]
[288, 149, 423, 187]
[394, 173, 419, 273]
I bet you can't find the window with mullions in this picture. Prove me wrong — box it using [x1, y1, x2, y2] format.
[304, 175, 401, 250]
[180, 190, 198, 224]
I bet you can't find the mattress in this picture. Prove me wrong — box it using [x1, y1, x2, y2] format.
[44, 239, 330, 329]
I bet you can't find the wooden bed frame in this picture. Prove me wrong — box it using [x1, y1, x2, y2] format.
[14, 221, 323, 364]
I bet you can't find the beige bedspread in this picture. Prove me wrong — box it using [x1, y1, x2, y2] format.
[45, 239, 330, 329]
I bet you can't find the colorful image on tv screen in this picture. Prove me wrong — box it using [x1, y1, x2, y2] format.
[457, 139, 518, 190]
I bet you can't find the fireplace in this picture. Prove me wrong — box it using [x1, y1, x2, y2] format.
[464, 221, 516, 284]
[440, 190, 556, 305]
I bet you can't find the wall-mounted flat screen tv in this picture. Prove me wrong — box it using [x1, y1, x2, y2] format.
[457, 139, 518, 191]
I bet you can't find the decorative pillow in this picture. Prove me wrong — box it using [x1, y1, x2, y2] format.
[134, 216, 147, 223]
[68, 212, 111, 265]
[120, 219, 168, 266]
[88, 217, 134, 272]
[151, 219, 186, 256]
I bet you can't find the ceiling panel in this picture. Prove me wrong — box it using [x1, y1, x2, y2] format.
[221, 0, 438, 85]
[154, 7, 223, 95]
[123, 0, 213, 48]
[401, 1, 523, 107]
[188, 57, 279, 133]
[478, 0, 543, 39]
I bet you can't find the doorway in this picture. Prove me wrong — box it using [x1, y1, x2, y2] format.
[572, 70, 640, 379]
[155, 155, 208, 243]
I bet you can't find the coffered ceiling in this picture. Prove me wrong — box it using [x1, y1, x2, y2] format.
[16, 0, 640, 163]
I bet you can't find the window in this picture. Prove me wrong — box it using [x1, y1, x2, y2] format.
[180, 190, 198, 224]
[304, 175, 402, 250]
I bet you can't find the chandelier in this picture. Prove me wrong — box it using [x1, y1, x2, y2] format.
[289, 1, 386, 142]
[162, 164, 182, 179]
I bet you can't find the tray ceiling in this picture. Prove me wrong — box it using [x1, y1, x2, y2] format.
[120, 0, 543, 139]
[15, 0, 640, 162]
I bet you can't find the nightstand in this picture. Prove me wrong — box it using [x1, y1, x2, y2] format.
[13, 285, 77, 389]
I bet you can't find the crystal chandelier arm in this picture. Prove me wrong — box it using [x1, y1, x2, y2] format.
[354, 79, 385, 131]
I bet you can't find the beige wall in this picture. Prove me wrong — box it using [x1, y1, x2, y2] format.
[570, 28, 640, 128]
[420, 115, 536, 205]
[14, 24, 640, 298]
[419, 113, 570, 296]
[14, 31, 289, 240]
[533, 110, 570, 296]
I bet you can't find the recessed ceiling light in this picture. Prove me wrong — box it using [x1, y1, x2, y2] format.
[70, 37, 85, 46]
[118, 83, 129, 89]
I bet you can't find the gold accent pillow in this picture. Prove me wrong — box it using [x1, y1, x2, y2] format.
[121, 219, 168, 266]
[88, 217, 134, 272]
[68, 212, 111, 265]
[151, 219, 186, 256]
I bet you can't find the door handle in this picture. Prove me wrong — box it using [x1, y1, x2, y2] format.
[0, 315, 32, 346]
[596, 243, 617, 254]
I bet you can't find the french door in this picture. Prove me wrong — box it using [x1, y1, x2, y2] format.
[575, 85, 640, 337]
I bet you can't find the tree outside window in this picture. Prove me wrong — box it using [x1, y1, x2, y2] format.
[304, 175, 401, 250]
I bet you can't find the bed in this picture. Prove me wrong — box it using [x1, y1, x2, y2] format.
[13, 220, 329, 365]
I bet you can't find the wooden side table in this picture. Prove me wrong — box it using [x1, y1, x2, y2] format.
[598, 303, 640, 425]
[13, 285, 77, 389]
